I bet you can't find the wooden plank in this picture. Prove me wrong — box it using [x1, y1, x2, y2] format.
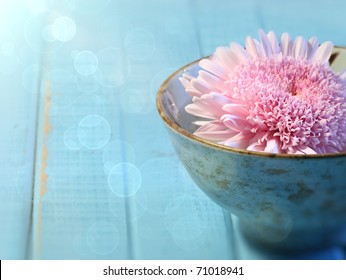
[31, 0, 235, 259]
[0, 3, 43, 259]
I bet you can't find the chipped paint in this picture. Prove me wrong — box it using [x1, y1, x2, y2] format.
[35, 81, 52, 256]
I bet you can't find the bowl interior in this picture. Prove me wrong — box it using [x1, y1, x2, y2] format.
[159, 61, 199, 133]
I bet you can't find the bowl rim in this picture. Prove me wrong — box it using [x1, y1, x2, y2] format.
[156, 46, 346, 159]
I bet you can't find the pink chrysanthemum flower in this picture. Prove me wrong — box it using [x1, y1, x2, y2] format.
[180, 30, 346, 154]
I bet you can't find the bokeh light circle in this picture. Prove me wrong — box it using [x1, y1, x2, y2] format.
[52, 16, 77, 42]
[77, 115, 110, 149]
[108, 163, 142, 197]
[25, 13, 63, 53]
[63, 127, 82, 150]
[87, 221, 119, 255]
[102, 140, 136, 174]
[74, 50, 98, 76]
[120, 88, 152, 114]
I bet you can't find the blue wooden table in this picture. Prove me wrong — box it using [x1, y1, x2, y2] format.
[1, 0, 346, 260]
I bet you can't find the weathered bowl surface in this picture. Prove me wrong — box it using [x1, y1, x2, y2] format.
[157, 47, 346, 250]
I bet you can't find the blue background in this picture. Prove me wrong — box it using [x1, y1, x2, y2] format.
[0, 0, 345, 259]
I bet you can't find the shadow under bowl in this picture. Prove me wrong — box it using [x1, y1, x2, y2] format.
[156, 47, 346, 251]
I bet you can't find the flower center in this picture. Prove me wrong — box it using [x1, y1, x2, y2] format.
[229, 57, 343, 103]
[227, 57, 346, 153]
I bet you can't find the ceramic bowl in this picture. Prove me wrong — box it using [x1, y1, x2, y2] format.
[157, 47, 346, 251]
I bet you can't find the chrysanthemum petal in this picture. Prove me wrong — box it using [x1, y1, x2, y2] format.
[180, 73, 207, 97]
[185, 93, 230, 119]
[185, 88, 204, 97]
[259, 29, 273, 57]
[264, 138, 280, 153]
[339, 69, 346, 80]
[199, 58, 228, 79]
[223, 132, 251, 149]
[246, 36, 260, 58]
[191, 78, 215, 95]
[221, 114, 250, 132]
[293, 36, 308, 59]
[195, 121, 228, 132]
[199, 70, 228, 91]
[214, 47, 241, 72]
[281, 32, 292, 57]
[194, 121, 236, 141]
[179, 75, 190, 89]
[268, 31, 281, 54]
[194, 120, 210, 126]
[296, 146, 317, 154]
[222, 103, 249, 117]
[230, 42, 250, 62]
[185, 103, 214, 119]
[247, 142, 266, 152]
[307, 36, 319, 60]
[312, 41, 334, 63]
[254, 39, 265, 58]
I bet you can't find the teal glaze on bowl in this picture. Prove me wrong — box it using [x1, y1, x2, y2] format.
[157, 47, 346, 251]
